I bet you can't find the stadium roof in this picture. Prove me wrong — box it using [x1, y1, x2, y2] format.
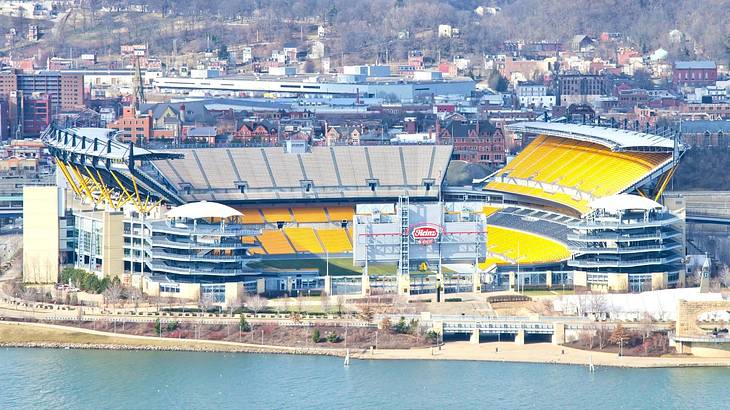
[166, 201, 242, 220]
[151, 145, 453, 203]
[590, 194, 663, 213]
[42, 126, 181, 163]
[506, 122, 681, 152]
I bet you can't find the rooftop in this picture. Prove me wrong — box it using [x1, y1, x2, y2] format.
[674, 61, 717, 70]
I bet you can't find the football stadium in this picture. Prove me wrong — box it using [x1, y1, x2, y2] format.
[29, 120, 687, 303]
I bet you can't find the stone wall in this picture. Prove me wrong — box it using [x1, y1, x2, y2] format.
[676, 299, 730, 337]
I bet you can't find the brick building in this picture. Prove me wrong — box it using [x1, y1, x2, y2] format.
[672, 61, 717, 87]
[558, 74, 610, 106]
[0, 70, 85, 114]
[437, 119, 505, 167]
[107, 107, 152, 144]
[680, 120, 730, 148]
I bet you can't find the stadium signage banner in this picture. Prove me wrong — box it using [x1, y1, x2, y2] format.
[411, 224, 440, 245]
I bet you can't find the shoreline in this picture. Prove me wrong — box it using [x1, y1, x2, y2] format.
[3, 321, 730, 369]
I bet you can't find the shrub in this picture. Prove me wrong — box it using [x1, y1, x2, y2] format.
[426, 330, 439, 343]
[239, 314, 251, 332]
[326, 332, 341, 343]
[311, 328, 321, 343]
[393, 316, 410, 334]
[166, 321, 180, 332]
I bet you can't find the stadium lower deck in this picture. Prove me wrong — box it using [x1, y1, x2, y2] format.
[238, 204, 575, 271]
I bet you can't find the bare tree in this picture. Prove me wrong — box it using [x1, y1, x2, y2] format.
[576, 292, 589, 317]
[336, 295, 346, 316]
[199, 293, 215, 314]
[103, 281, 123, 309]
[638, 312, 655, 348]
[596, 324, 610, 350]
[296, 293, 305, 313]
[319, 291, 331, 314]
[128, 287, 142, 311]
[247, 294, 268, 315]
[589, 293, 608, 320]
[718, 264, 730, 289]
[359, 303, 375, 323]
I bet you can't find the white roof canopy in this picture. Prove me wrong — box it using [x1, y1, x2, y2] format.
[166, 201, 242, 220]
[590, 194, 663, 213]
[507, 122, 681, 152]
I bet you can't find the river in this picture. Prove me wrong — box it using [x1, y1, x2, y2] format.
[0, 348, 728, 409]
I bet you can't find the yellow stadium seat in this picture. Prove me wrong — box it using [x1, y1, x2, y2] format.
[316, 228, 352, 253]
[485, 226, 571, 265]
[261, 207, 293, 223]
[482, 206, 501, 217]
[239, 209, 265, 224]
[291, 207, 328, 223]
[257, 230, 295, 254]
[487, 135, 671, 215]
[284, 227, 324, 253]
[327, 206, 355, 222]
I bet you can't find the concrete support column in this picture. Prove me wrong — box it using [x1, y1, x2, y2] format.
[361, 273, 370, 296]
[324, 275, 333, 296]
[470, 328, 480, 344]
[398, 274, 410, 295]
[545, 270, 553, 288]
[515, 329, 525, 345]
[508, 271, 516, 291]
[552, 323, 565, 345]
[472, 271, 481, 294]
[256, 278, 265, 295]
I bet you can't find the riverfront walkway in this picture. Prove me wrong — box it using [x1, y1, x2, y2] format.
[3, 320, 730, 368]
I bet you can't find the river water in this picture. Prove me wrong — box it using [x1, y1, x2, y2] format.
[0, 348, 727, 409]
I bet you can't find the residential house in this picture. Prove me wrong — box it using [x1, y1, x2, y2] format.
[184, 126, 218, 145]
[235, 121, 278, 144]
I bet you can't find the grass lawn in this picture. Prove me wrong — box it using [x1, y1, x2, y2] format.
[248, 257, 397, 276]
[0, 323, 243, 351]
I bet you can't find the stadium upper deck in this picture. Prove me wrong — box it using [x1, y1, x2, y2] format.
[481, 122, 685, 216]
[42, 125, 453, 208]
[152, 145, 453, 203]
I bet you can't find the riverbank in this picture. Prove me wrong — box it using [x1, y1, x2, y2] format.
[3, 321, 730, 368]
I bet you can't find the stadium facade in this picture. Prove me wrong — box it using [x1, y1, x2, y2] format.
[28, 120, 688, 303]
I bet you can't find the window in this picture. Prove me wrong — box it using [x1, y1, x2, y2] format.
[160, 284, 180, 293]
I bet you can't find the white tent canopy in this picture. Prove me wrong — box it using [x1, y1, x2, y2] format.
[166, 201, 242, 220]
[590, 194, 663, 213]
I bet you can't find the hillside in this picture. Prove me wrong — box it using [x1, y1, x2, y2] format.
[671, 148, 730, 191]
[1, 1, 728, 66]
